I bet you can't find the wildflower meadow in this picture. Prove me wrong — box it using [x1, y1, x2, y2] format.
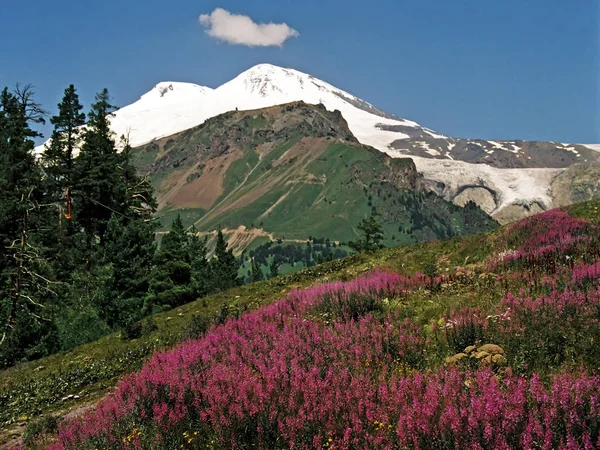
[44, 207, 600, 449]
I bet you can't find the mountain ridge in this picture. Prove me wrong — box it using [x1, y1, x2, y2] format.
[133, 101, 497, 246]
[36, 63, 600, 222]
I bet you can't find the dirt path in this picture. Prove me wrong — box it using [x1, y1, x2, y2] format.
[0, 400, 97, 449]
[194, 226, 274, 256]
[257, 190, 291, 222]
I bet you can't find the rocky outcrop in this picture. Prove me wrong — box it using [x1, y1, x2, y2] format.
[381, 157, 420, 191]
[551, 162, 600, 207]
[381, 125, 600, 170]
[144, 102, 358, 173]
[453, 187, 498, 214]
[493, 201, 546, 224]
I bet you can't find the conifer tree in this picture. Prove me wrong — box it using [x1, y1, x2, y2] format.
[187, 226, 210, 298]
[42, 84, 85, 200]
[159, 215, 188, 262]
[349, 215, 385, 253]
[100, 214, 156, 327]
[0, 86, 45, 243]
[0, 85, 59, 365]
[118, 138, 156, 216]
[73, 89, 124, 245]
[38, 85, 87, 279]
[269, 258, 279, 278]
[210, 229, 240, 291]
[147, 215, 194, 310]
[97, 137, 158, 326]
[251, 259, 263, 283]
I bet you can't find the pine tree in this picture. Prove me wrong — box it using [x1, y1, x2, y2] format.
[100, 214, 156, 327]
[349, 215, 385, 253]
[38, 85, 87, 281]
[0, 86, 45, 244]
[147, 215, 194, 310]
[0, 85, 59, 365]
[52, 131, 159, 340]
[251, 259, 263, 283]
[210, 229, 240, 291]
[99, 138, 158, 325]
[159, 215, 188, 262]
[187, 226, 210, 298]
[73, 89, 124, 245]
[269, 258, 279, 278]
[118, 138, 157, 217]
[42, 84, 85, 200]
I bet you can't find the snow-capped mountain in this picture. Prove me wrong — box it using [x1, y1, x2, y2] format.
[103, 64, 426, 150]
[109, 81, 213, 143]
[36, 63, 600, 222]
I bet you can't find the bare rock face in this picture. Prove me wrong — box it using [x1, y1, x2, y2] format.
[493, 202, 546, 224]
[382, 158, 420, 191]
[551, 162, 600, 207]
[454, 187, 498, 215]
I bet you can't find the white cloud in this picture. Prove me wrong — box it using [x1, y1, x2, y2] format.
[199, 8, 299, 47]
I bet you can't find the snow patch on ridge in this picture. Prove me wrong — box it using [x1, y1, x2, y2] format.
[581, 144, 600, 153]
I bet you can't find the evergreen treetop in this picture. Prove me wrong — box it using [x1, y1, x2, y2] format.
[43, 84, 86, 196]
[73, 89, 124, 242]
[349, 215, 385, 253]
[210, 229, 240, 291]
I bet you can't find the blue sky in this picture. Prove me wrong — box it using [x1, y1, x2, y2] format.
[1, 0, 598, 143]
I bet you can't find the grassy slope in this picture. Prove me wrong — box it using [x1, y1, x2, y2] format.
[0, 218, 501, 443]
[200, 141, 374, 241]
[184, 139, 495, 243]
[1, 198, 596, 447]
[5, 192, 592, 447]
[156, 207, 205, 232]
[131, 104, 497, 248]
[565, 199, 600, 224]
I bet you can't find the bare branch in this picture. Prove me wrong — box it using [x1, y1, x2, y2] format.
[14, 83, 47, 126]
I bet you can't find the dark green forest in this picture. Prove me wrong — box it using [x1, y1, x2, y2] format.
[0, 85, 241, 368]
[241, 237, 350, 283]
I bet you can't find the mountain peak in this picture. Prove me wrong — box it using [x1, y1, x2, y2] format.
[140, 81, 213, 103]
[223, 63, 310, 98]
[245, 62, 289, 72]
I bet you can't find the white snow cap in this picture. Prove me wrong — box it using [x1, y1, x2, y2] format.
[46, 63, 423, 150]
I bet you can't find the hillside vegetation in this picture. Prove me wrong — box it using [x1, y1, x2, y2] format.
[1, 198, 598, 448]
[133, 102, 497, 247]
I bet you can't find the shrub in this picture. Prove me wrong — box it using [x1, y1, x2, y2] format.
[120, 320, 142, 340]
[120, 318, 158, 341]
[181, 314, 212, 340]
[23, 414, 59, 446]
[442, 308, 489, 354]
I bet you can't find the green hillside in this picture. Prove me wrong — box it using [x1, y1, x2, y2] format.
[1, 198, 599, 448]
[132, 102, 497, 247]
